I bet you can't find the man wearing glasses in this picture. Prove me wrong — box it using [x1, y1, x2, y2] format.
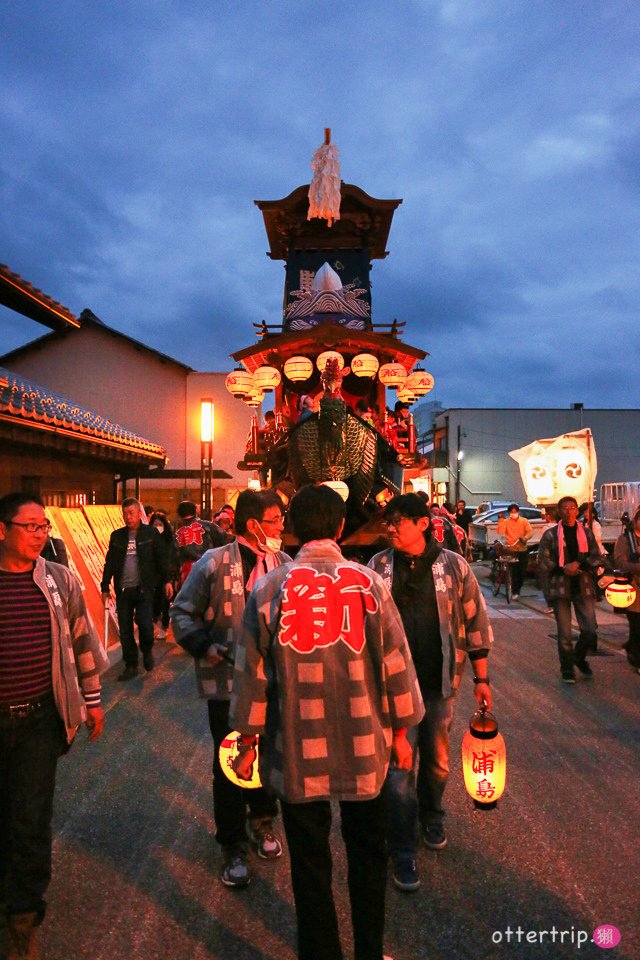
[369, 494, 493, 893]
[538, 496, 602, 683]
[171, 489, 290, 889]
[0, 493, 107, 958]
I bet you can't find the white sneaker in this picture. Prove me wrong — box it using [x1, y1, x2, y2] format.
[512, 594, 519, 600]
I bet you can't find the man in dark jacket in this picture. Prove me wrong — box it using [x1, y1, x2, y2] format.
[101, 498, 173, 680]
[369, 494, 492, 894]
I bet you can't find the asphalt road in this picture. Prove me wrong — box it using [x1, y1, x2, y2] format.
[41, 569, 638, 960]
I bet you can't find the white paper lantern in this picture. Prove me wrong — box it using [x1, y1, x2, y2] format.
[321, 480, 350, 501]
[253, 365, 282, 392]
[523, 457, 555, 502]
[316, 350, 345, 372]
[243, 388, 264, 407]
[405, 369, 435, 396]
[351, 353, 379, 378]
[396, 387, 416, 403]
[554, 446, 590, 502]
[378, 363, 407, 387]
[225, 368, 254, 398]
[283, 356, 314, 382]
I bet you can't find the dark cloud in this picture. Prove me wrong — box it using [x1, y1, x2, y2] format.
[1, 1, 639, 409]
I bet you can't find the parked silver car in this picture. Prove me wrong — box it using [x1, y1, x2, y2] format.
[473, 506, 543, 525]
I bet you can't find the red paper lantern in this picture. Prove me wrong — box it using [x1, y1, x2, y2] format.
[461, 706, 507, 808]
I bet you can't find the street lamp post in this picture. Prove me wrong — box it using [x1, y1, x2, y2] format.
[200, 399, 214, 521]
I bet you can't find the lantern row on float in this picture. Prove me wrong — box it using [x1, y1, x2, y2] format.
[225, 356, 435, 405]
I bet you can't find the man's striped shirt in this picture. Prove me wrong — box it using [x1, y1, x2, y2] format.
[0, 569, 53, 705]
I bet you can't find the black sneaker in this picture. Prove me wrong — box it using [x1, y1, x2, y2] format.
[143, 651, 155, 672]
[248, 819, 283, 860]
[561, 670, 577, 684]
[392, 860, 420, 892]
[220, 847, 250, 888]
[117, 665, 139, 681]
[575, 660, 593, 677]
[423, 824, 447, 850]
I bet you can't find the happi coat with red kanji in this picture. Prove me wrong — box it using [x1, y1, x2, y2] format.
[229, 539, 425, 803]
[369, 546, 493, 698]
[170, 540, 291, 700]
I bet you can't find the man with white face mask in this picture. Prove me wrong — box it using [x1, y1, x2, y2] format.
[170, 489, 290, 888]
[497, 503, 533, 600]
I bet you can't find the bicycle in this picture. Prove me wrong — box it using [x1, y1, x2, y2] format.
[489, 542, 518, 604]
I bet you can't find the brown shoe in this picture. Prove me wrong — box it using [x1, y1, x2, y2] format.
[7, 912, 41, 960]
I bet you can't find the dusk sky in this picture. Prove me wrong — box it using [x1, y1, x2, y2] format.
[1, 1, 638, 410]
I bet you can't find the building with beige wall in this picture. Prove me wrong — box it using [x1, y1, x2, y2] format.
[1, 306, 258, 515]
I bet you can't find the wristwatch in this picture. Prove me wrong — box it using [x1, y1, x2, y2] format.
[473, 676, 490, 684]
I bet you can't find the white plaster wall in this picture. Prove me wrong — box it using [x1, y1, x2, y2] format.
[7, 327, 186, 463]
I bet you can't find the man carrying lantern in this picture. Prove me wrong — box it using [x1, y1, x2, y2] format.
[369, 493, 493, 893]
[170, 489, 290, 889]
[230, 484, 424, 960]
[538, 495, 603, 684]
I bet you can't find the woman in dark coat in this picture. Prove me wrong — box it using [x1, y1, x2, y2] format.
[149, 511, 178, 639]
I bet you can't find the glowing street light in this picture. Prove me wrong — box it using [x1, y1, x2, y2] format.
[200, 399, 215, 520]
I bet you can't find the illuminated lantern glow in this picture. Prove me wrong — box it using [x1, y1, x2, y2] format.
[405, 369, 435, 396]
[316, 350, 345, 372]
[604, 576, 637, 609]
[284, 356, 314, 382]
[225, 367, 254, 398]
[410, 476, 431, 495]
[219, 731, 262, 789]
[244, 388, 264, 407]
[351, 353, 379, 378]
[253, 365, 282, 392]
[554, 446, 590, 501]
[200, 399, 214, 443]
[396, 387, 416, 403]
[509, 429, 597, 507]
[378, 362, 407, 387]
[321, 480, 349, 501]
[375, 487, 394, 507]
[461, 706, 507, 808]
[523, 457, 555, 502]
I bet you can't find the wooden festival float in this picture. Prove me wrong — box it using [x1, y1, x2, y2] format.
[224, 132, 435, 551]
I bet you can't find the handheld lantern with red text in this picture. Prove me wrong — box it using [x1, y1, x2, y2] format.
[604, 575, 637, 609]
[461, 705, 506, 809]
[219, 731, 262, 789]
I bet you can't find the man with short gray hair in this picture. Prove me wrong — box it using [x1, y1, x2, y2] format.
[101, 497, 173, 680]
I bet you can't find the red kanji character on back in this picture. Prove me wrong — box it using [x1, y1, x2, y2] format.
[280, 565, 378, 654]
